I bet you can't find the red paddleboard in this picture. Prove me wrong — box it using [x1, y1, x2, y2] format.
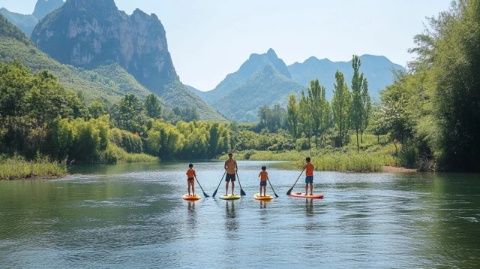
[289, 192, 324, 199]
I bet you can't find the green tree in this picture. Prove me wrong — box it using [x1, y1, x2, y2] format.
[144, 94, 162, 119]
[360, 77, 371, 142]
[287, 94, 299, 138]
[350, 55, 364, 152]
[306, 80, 330, 148]
[111, 94, 146, 134]
[332, 71, 351, 147]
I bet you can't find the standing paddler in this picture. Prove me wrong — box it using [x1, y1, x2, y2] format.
[224, 153, 238, 195]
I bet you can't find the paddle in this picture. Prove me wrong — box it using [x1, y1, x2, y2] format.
[194, 176, 210, 198]
[267, 179, 279, 198]
[286, 169, 305, 195]
[235, 171, 247, 196]
[212, 172, 226, 198]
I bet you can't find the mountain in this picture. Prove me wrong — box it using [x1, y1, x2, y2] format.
[31, 0, 222, 120]
[33, 0, 65, 19]
[202, 48, 304, 121]
[288, 55, 405, 100]
[0, 14, 154, 103]
[0, 0, 64, 36]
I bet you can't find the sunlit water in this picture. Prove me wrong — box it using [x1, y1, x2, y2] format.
[0, 161, 479, 268]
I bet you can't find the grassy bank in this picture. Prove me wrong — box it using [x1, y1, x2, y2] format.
[105, 144, 158, 163]
[230, 135, 400, 172]
[0, 157, 67, 180]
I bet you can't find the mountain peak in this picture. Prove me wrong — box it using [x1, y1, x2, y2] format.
[64, 0, 116, 13]
[266, 48, 277, 57]
[33, 0, 64, 19]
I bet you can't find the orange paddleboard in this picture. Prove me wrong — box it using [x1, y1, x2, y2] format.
[183, 194, 201, 201]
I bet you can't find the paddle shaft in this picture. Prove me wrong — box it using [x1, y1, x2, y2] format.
[267, 179, 279, 198]
[212, 172, 226, 197]
[286, 169, 304, 195]
[235, 171, 247, 196]
[194, 176, 210, 198]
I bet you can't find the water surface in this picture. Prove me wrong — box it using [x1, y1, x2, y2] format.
[0, 161, 479, 268]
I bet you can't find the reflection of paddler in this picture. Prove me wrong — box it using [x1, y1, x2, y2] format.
[225, 200, 236, 218]
[259, 200, 268, 209]
[305, 199, 314, 216]
[224, 153, 238, 196]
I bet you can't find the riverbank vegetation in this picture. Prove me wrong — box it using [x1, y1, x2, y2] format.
[0, 156, 66, 180]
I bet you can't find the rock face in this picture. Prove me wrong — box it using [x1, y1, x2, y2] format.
[32, 0, 178, 92]
[31, 0, 223, 120]
[0, 0, 64, 36]
[33, 0, 65, 19]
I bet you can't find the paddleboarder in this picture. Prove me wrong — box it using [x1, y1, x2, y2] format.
[304, 157, 314, 196]
[186, 163, 196, 196]
[258, 166, 269, 197]
[224, 153, 238, 195]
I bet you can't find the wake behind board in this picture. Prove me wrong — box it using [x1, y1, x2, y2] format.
[289, 192, 324, 199]
[254, 193, 273, 201]
[219, 194, 241, 200]
[182, 194, 201, 201]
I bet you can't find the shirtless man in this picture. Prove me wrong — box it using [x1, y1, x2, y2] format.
[224, 153, 238, 195]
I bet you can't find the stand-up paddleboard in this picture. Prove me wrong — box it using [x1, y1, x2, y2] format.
[289, 192, 324, 199]
[254, 193, 273, 201]
[183, 194, 201, 201]
[219, 194, 241, 200]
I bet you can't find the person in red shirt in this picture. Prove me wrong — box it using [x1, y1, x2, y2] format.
[303, 157, 314, 195]
[258, 166, 269, 197]
[186, 163, 196, 196]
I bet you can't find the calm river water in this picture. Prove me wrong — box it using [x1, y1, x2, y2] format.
[0, 161, 479, 268]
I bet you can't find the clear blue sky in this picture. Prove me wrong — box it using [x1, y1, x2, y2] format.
[1, 0, 452, 90]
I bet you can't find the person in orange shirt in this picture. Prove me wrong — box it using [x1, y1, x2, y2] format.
[186, 163, 196, 196]
[258, 166, 269, 197]
[304, 157, 314, 195]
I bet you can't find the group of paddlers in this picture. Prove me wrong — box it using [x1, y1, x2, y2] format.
[185, 153, 316, 198]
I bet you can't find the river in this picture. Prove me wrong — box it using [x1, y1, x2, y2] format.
[0, 161, 479, 268]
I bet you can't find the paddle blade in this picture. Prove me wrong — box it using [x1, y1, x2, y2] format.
[286, 188, 293, 196]
[212, 190, 218, 197]
[240, 189, 246, 196]
[203, 192, 210, 198]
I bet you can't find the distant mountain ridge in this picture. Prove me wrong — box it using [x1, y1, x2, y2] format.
[198, 49, 404, 121]
[30, 0, 223, 120]
[0, 0, 64, 36]
[201, 48, 304, 121]
[288, 54, 405, 100]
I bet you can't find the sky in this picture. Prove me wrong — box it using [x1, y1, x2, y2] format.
[0, 0, 452, 90]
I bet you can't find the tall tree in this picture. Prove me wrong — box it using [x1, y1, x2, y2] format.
[144, 94, 162, 119]
[287, 94, 299, 138]
[332, 71, 351, 147]
[350, 55, 364, 152]
[306, 80, 330, 148]
[298, 92, 313, 149]
[112, 94, 146, 134]
[360, 77, 371, 142]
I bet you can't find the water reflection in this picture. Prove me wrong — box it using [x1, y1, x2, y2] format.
[224, 201, 239, 236]
[305, 199, 314, 216]
[186, 202, 197, 231]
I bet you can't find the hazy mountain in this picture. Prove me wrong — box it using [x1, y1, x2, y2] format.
[288, 54, 405, 99]
[33, 0, 65, 19]
[31, 0, 223, 120]
[0, 14, 155, 103]
[0, 0, 64, 36]
[201, 48, 303, 121]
